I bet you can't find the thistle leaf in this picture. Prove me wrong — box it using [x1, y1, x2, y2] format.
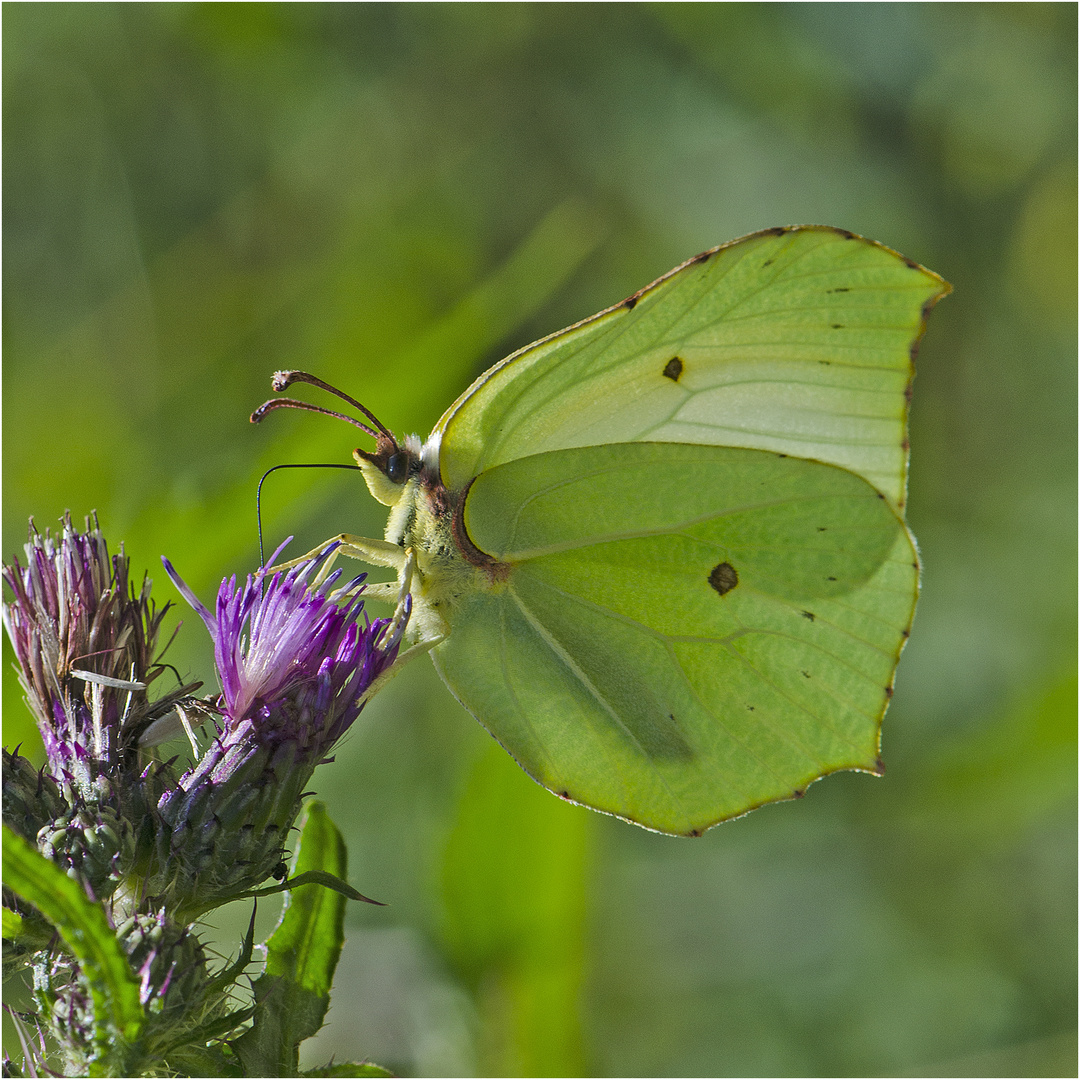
[2, 906, 25, 939]
[2, 904, 60, 952]
[2, 826, 143, 1053]
[301, 1064, 394, 1077]
[244, 870, 383, 906]
[232, 802, 352, 1076]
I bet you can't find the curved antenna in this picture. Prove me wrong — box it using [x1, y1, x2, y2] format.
[250, 396, 381, 439]
[269, 370, 396, 442]
[256, 462, 363, 568]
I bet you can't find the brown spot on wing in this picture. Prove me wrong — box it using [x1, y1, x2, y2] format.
[708, 562, 738, 595]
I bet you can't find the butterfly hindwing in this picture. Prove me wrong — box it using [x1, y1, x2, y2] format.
[432, 442, 917, 834]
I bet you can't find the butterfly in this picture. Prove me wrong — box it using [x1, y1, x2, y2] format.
[254, 225, 949, 836]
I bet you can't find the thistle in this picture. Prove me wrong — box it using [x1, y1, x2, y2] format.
[153, 543, 407, 912]
[1, 515, 194, 904]
[3, 518, 408, 1076]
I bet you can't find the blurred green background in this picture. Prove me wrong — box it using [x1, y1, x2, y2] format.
[3, 4, 1075, 1076]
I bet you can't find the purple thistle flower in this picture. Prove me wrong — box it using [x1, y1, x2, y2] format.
[154, 544, 407, 909]
[162, 541, 402, 741]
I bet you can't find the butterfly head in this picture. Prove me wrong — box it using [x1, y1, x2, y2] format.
[251, 370, 435, 509]
[354, 433, 424, 507]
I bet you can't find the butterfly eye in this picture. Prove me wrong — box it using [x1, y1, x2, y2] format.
[386, 452, 408, 484]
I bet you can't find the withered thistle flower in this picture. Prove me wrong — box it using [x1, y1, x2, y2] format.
[2, 515, 196, 901]
[1, 513, 192, 796]
[155, 545, 407, 911]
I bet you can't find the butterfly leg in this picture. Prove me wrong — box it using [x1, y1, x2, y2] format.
[266, 534, 409, 583]
[353, 581, 400, 603]
[325, 540, 415, 604]
[354, 634, 444, 709]
[332, 535, 410, 572]
[355, 549, 444, 706]
[384, 546, 417, 642]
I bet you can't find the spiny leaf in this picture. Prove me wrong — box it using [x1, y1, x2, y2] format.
[2, 826, 143, 1051]
[232, 802, 356, 1076]
[264, 803, 350, 995]
[245, 870, 383, 907]
[301, 1063, 394, 1077]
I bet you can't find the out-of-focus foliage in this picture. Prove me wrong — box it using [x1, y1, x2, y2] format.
[4, 4, 1075, 1076]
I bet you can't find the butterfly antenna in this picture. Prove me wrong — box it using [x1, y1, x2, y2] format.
[255, 462, 362, 569]
[259, 370, 396, 443]
[250, 396, 381, 439]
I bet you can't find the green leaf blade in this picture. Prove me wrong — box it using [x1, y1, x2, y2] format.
[233, 801, 352, 1077]
[263, 802, 349, 996]
[301, 1064, 394, 1078]
[2, 826, 144, 1050]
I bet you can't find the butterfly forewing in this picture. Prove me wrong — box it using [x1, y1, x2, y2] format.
[433, 226, 949, 510]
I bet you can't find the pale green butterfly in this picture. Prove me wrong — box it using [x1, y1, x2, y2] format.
[255, 225, 949, 836]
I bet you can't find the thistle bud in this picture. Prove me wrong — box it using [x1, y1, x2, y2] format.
[2, 746, 67, 842]
[37, 802, 135, 901]
[116, 910, 212, 1024]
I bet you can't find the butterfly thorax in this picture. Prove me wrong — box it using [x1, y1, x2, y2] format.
[355, 433, 504, 643]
